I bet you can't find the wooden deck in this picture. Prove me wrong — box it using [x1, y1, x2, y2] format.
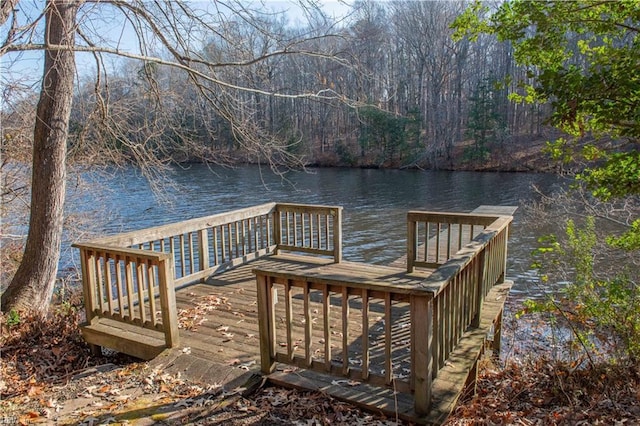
[75, 203, 516, 425]
[175, 254, 432, 371]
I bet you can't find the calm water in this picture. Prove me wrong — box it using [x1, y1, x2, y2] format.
[64, 165, 563, 296]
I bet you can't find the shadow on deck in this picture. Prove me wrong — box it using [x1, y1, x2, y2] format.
[74, 203, 515, 425]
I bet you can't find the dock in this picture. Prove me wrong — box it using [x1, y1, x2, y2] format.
[73, 202, 516, 424]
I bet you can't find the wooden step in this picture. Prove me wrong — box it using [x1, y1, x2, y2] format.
[81, 318, 166, 360]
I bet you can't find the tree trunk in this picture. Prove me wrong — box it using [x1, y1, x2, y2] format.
[1, 0, 77, 315]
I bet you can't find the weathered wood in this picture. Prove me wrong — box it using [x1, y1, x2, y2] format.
[333, 207, 343, 263]
[412, 294, 433, 415]
[256, 273, 276, 374]
[75, 203, 516, 424]
[81, 317, 165, 360]
[158, 258, 179, 347]
[91, 202, 277, 247]
[72, 242, 172, 262]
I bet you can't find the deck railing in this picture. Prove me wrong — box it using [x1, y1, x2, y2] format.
[254, 271, 422, 392]
[254, 211, 513, 415]
[424, 215, 511, 378]
[406, 211, 500, 271]
[74, 202, 343, 351]
[74, 243, 179, 347]
[274, 203, 342, 262]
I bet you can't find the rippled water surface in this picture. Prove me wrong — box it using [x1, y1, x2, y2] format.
[64, 165, 563, 296]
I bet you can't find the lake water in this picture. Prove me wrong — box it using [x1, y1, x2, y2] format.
[63, 164, 563, 297]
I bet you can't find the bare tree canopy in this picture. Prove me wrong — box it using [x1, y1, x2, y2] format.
[0, 0, 352, 315]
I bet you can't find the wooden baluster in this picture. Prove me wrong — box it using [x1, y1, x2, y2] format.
[384, 292, 392, 385]
[284, 280, 294, 362]
[303, 283, 312, 367]
[259, 215, 265, 249]
[293, 212, 298, 247]
[137, 258, 147, 325]
[219, 226, 226, 263]
[433, 295, 443, 377]
[472, 249, 487, 328]
[310, 213, 316, 249]
[272, 211, 279, 253]
[147, 260, 158, 327]
[104, 254, 114, 316]
[188, 232, 195, 275]
[125, 257, 135, 320]
[332, 208, 342, 263]
[436, 223, 441, 264]
[179, 235, 186, 277]
[95, 252, 105, 314]
[407, 219, 416, 273]
[424, 222, 430, 263]
[115, 256, 124, 320]
[286, 211, 291, 246]
[227, 223, 233, 260]
[341, 287, 350, 376]
[444, 282, 452, 358]
[446, 223, 452, 261]
[323, 284, 331, 372]
[252, 218, 258, 253]
[236, 221, 242, 257]
[169, 237, 176, 278]
[361, 288, 369, 380]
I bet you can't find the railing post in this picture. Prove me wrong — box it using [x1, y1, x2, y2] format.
[80, 247, 101, 355]
[197, 229, 209, 273]
[332, 207, 342, 263]
[158, 258, 179, 347]
[256, 272, 276, 374]
[273, 208, 281, 255]
[412, 293, 433, 415]
[471, 248, 487, 328]
[79, 247, 97, 324]
[499, 224, 510, 283]
[407, 217, 417, 273]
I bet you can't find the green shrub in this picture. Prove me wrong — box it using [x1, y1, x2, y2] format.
[526, 217, 640, 364]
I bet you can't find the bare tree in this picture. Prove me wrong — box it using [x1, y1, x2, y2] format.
[0, 0, 347, 315]
[1, 0, 77, 314]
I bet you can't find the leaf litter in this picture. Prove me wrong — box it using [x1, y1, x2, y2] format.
[2, 295, 639, 425]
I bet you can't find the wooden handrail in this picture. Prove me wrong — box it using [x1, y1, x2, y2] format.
[406, 211, 506, 272]
[74, 202, 344, 353]
[252, 210, 513, 415]
[254, 267, 435, 413]
[275, 203, 342, 262]
[418, 215, 512, 377]
[91, 202, 277, 247]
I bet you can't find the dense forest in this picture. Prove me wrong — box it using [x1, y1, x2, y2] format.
[1, 1, 638, 424]
[3, 1, 551, 172]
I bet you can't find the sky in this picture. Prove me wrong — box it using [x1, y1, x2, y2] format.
[0, 0, 354, 97]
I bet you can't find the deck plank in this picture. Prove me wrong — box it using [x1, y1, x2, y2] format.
[167, 253, 510, 424]
[174, 254, 429, 375]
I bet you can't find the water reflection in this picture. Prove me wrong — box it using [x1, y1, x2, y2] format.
[65, 165, 564, 295]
